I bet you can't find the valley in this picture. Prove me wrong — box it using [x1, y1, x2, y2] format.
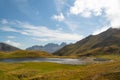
[0, 28, 120, 80]
[0, 0, 120, 79]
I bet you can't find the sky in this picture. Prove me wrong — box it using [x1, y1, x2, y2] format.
[0, 0, 120, 49]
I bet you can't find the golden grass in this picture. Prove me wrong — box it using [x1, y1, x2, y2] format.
[1, 51, 120, 80]
[0, 60, 120, 80]
[0, 50, 52, 59]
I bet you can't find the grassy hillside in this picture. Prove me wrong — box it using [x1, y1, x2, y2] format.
[0, 57, 120, 80]
[0, 50, 52, 59]
[54, 28, 120, 56]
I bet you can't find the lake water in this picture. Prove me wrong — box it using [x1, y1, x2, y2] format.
[0, 58, 86, 65]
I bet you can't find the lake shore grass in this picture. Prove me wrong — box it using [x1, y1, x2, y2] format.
[0, 50, 79, 59]
[1, 51, 120, 80]
[0, 60, 120, 80]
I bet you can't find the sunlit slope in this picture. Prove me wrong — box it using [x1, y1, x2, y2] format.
[54, 28, 120, 56]
[0, 50, 52, 59]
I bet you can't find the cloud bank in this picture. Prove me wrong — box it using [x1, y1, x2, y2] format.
[0, 19, 83, 42]
[70, 0, 120, 28]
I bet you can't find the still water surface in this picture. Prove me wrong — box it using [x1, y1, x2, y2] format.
[0, 58, 85, 65]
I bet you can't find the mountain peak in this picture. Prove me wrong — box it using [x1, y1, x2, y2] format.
[54, 28, 120, 56]
[60, 42, 67, 46]
[107, 27, 120, 31]
[26, 42, 67, 53]
[0, 42, 20, 51]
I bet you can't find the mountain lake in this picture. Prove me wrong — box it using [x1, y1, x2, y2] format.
[0, 57, 111, 65]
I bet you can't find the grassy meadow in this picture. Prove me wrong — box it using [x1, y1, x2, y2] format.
[0, 51, 120, 80]
[0, 50, 79, 59]
[0, 60, 120, 80]
[0, 50, 53, 59]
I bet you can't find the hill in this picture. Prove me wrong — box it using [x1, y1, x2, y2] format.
[54, 28, 120, 56]
[0, 43, 20, 51]
[0, 50, 52, 59]
[26, 42, 66, 53]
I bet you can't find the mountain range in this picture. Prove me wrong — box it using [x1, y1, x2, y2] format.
[26, 42, 67, 53]
[54, 28, 120, 56]
[1, 28, 120, 56]
[0, 43, 20, 51]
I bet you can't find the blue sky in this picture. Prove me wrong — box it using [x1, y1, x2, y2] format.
[0, 0, 120, 49]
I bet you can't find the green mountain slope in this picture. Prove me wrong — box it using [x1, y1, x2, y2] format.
[54, 28, 120, 56]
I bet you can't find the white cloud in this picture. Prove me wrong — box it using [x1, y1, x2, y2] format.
[7, 36, 16, 39]
[52, 13, 65, 21]
[20, 23, 83, 41]
[0, 26, 18, 32]
[0, 19, 83, 42]
[52, 13, 78, 31]
[92, 26, 110, 35]
[70, 0, 120, 28]
[5, 40, 21, 47]
[0, 26, 29, 35]
[53, 0, 82, 31]
[81, 11, 91, 18]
